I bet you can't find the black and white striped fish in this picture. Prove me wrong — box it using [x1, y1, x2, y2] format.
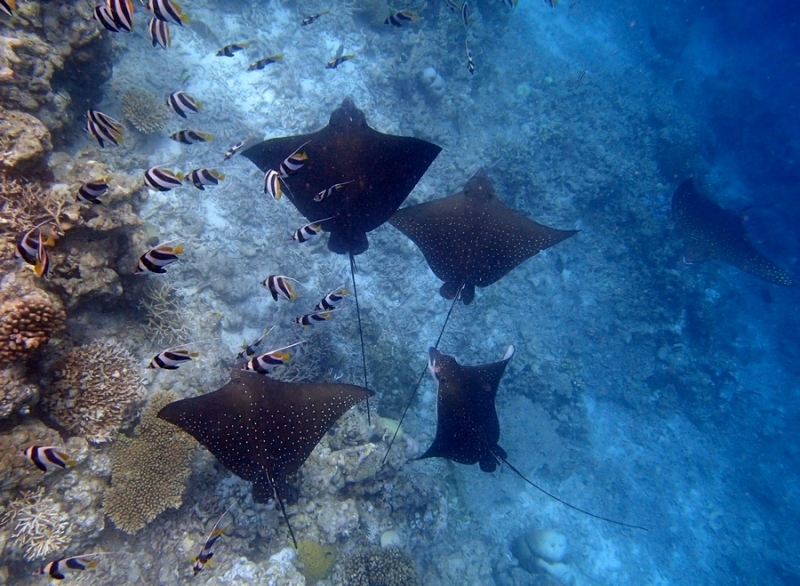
[187, 168, 224, 190]
[216, 42, 249, 57]
[23, 446, 75, 472]
[292, 310, 335, 327]
[15, 221, 54, 268]
[461, 0, 471, 25]
[236, 326, 275, 360]
[384, 10, 418, 27]
[263, 169, 283, 200]
[34, 555, 105, 580]
[144, 167, 183, 191]
[223, 137, 251, 161]
[193, 505, 234, 575]
[147, 0, 188, 26]
[261, 275, 298, 301]
[292, 216, 334, 243]
[278, 141, 310, 179]
[314, 180, 354, 202]
[148, 347, 198, 369]
[167, 91, 200, 118]
[77, 179, 109, 204]
[149, 17, 170, 49]
[86, 109, 124, 148]
[170, 130, 212, 144]
[107, 0, 134, 31]
[314, 287, 348, 311]
[243, 341, 305, 374]
[135, 241, 183, 274]
[466, 38, 475, 75]
[0, 0, 16, 17]
[93, 4, 121, 32]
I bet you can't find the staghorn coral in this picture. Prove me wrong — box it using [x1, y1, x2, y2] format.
[343, 546, 421, 586]
[1, 486, 71, 561]
[139, 281, 192, 345]
[40, 340, 143, 443]
[0, 286, 65, 366]
[121, 88, 170, 134]
[104, 390, 197, 534]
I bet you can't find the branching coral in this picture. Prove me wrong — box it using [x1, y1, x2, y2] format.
[138, 281, 192, 345]
[121, 88, 169, 134]
[1, 486, 72, 561]
[40, 340, 143, 443]
[0, 288, 65, 366]
[104, 390, 197, 534]
[343, 546, 421, 586]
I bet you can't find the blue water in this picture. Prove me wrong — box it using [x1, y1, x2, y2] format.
[2, 0, 799, 583]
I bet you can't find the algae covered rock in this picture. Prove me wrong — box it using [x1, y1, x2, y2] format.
[0, 107, 51, 172]
[297, 538, 336, 583]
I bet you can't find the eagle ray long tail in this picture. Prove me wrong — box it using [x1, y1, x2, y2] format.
[349, 253, 370, 425]
[271, 479, 298, 548]
[497, 454, 648, 531]
[382, 284, 463, 464]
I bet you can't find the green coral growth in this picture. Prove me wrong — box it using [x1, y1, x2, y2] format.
[343, 546, 421, 586]
[297, 539, 336, 583]
[103, 390, 197, 534]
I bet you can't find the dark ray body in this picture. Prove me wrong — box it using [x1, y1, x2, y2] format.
[242, 98, 441, 255]
[672, 178, 793, 286]
[390, 168, 577, 304]
[158, 370, 372, 544]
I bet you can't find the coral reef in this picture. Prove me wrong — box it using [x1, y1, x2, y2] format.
[40, 340, 143, 442]
[296, 538, 336, 583]
[0, 364, 39, 420]
[104, 390, 197, 534]
[0, 273, 66, 368]
[0, 418, 66, 493]
[512, 527, 568, 576]
[343, 546, 421, 586]
[1, 486, 71, 561]
[139, 281, 192, 345]
[0, 107, 52, 173]
[121, 88, 170, 134]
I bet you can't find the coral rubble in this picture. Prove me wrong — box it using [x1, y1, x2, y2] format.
[40, 339, 143, 443]
[104, 390, 197, 534]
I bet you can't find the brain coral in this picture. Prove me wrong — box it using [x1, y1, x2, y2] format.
[0, 289, 65, 366]
[343, 546, 421, 586]
[104, 390, 197, 534]
[40, 340, 143, 443]
[121, 88, 169, 134]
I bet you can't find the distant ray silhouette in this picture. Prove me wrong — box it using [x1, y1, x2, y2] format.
[242, 97, 441, 256]
[672, 178, 793, 286]
[390, 168, 578, 304]
[158, 370, 372, 547]
[421, 346, 646, 530]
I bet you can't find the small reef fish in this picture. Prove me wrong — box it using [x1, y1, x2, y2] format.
[0, 0, 15, 17]
[35, 232, 50, 279]
[144, 167, 183, 191]
[384, 10, 418, 27]
[187, 168, 224, 190]
[93, 4, 121, 32]
[314, 287, 348, 312]
[215, 42, 249, 57]
[314, 180, 354, 202]
[243, 341, 306, 374]
[34, 554, 108, 580]
[77, 179, 109, 204]
[148, 0, 188, 26]
[261, 275, 298, 301]
[135, 241, 183, 274]
[193, 505, 234, 576]
[86, 109, 124, 148]
[108, 0, 134, 32]
[445, 0, 459, 12]
[247, 54, 283, 71]
[236, 326, 275, 360]
[292, 216, 334, 243]
[292, 310, 335, 327]
[575, 69, 587, 86]
[466, 39, 475, 75]
[461, 0, 471, 26]
[301, 10, 328, 26]
[23, 446, 75, 472]
[278, 141, 310, 179]
[223, 137, 251, 161]
[170, 130, 213, 144]
[263, 169, 284, 200]
[15, 221, 54, 268]
[148, 346, 199, 369]
[149, 17, 171, 49]
[326, 44, 354, 69]
[167, 91, 201, 118]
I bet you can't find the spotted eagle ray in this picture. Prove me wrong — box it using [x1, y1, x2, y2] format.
[672, 178, 793, 286]
[422, 346, 646, 530]
[157, 370, 372, 547]
[390, 168, 578, 305]
[241, 97, 441, 256]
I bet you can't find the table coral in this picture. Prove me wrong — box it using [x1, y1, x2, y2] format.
[104, 390, 197, 534]
[343, 546, 421, 586]
[121, 88, 169, 134]
[40, 340, 143, 443]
